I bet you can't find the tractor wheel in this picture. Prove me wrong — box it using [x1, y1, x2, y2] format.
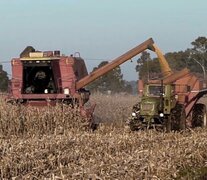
[129, 124, 137, 131]
[128, 116, 143, 131]
[171, 104, 186, 131]
[165, 116, 172, 132]
[192, 103, 207, 128]
[129, 120, 139, 131]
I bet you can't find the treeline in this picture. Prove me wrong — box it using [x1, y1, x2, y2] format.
[86, 61, 132, 94]
[137, 36, 207, 82]
[0, 64, 8, 92]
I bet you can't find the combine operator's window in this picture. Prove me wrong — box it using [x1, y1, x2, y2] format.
[22, 60, 57, 94]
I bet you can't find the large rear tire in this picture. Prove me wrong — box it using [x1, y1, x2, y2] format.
[171, 104, 186, 131]
[192, 103, 207, 128]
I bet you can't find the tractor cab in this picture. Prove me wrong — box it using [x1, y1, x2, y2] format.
[145, 84, 165, 97]
[129, 83, 177, 130]
[141, 83, 176, 115]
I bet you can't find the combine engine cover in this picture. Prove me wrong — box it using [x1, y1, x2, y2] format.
[8, 47, 89, 106]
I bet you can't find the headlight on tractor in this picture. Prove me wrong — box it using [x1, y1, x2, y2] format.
[132, 112, 136, 117]
[159, 113, 164, 117]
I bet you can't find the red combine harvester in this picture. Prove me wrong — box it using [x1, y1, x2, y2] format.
[8, 39, 156, 125]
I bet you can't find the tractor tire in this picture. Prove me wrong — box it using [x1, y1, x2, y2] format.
[165, 116, 172, 133]
[129, 120, 139, 131]
[171, 104, 186, 131]
[192, 103, 207, 128]
[129, 123, 137, 131]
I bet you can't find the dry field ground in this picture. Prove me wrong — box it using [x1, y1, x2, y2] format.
[0, 94, 207, 179]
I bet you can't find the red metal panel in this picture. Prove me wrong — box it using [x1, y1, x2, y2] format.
[22, 93, 69, 99]
[184, 78, 202, 116]
[175, 74, 191, 94]
[138, 80, 144, 95]
[174, 73, 203, 117]
[25, 100, 57, 106]
[11, 58, 23, 99]
[51, 60, 61, 92]
[163, 68, 190, 84]
[58, 56, 76, 95]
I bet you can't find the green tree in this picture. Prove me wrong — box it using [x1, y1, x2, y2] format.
[165, 51, 189, 71]
[87, 61, 128, 93]
[137, 36, 207, 82]
[187, 37, 207, 80]
[123, 80, 133, 94]
[136, 51, 161, 82]
[0, 65, 9, 92]
[136, 51, 151, 72]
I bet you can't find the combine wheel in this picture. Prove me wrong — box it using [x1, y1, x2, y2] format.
[192, 103, 207, 128]
[171, 104, 186, 131]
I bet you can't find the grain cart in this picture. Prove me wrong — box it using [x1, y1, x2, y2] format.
[129, 45, 207, 131]
[8, 38, 156, 126]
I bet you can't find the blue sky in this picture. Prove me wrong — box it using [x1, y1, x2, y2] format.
[0, 0, 207, 80]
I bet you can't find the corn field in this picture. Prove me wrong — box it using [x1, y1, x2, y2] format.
[0, 94, 207, 179]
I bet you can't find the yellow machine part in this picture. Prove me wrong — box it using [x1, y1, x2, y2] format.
[152, 44, 173, 77]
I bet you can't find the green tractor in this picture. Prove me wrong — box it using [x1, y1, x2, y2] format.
[128, 82, 186, 131]
[128, 41, 207, 132]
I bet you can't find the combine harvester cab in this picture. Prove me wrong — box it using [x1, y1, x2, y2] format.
[9, 46, 90, 105]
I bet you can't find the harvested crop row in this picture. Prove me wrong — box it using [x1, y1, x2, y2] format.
[1, 127, 207, 179]
[0, 95, 207, 179]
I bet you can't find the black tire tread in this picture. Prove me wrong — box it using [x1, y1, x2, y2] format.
[192, 103, 207, 128]
[171, 104, 186, 131]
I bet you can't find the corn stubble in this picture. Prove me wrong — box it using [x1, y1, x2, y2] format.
[0, 95, 207, 179]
